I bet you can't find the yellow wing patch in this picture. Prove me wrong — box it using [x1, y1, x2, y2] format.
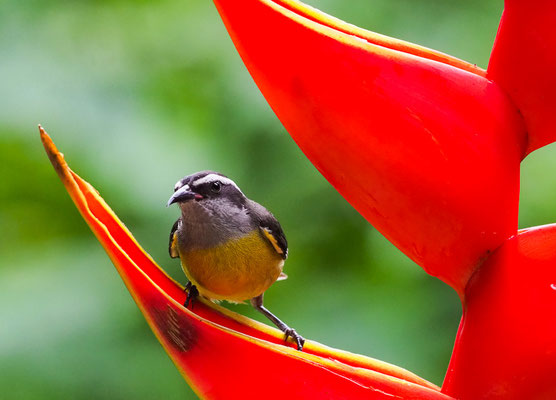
[260, 227, 284, 255]
[170, 231, 179, 258]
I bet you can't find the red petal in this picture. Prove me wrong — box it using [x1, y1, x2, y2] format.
[40, 126, 452, 399]
[213, 0, 527, 295]
[488, 0, 556, 154]
[443, 224, 556, 399]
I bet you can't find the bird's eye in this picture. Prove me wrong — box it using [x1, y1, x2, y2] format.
[210, 181, 221, 193]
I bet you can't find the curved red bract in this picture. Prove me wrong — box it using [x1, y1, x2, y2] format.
[40, 127, 450, 399]
[213, 0, 527, 296]
[443, 225, 556, 399]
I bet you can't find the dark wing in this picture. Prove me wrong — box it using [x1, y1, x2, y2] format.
[247, 199, 288, 259]
[168, 219, 180, 259]
[259, 223, 288, 259]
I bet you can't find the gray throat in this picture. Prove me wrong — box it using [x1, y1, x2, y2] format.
[177, 200, 255, 250]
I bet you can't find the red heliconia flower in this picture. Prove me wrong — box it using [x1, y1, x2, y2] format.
[41, 0, 556, 398]
[209, 0, 556, 398]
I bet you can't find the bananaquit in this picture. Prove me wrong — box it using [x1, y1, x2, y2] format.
[167, 171, 305, 350]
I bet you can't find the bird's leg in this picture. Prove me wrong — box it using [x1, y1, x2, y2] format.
[183, 281, 199, 309]
[250, 294, 305, 351]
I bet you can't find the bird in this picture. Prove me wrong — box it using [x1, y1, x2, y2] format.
[166, 170, 305, 350]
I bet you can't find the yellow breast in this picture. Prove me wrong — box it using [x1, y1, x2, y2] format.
[179, 230, 284, 302]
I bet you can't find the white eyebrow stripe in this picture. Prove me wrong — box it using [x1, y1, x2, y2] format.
[194, 174, 243, 193]
[174, 181, 190, 191]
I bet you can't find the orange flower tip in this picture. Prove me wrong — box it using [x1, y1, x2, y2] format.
[39, 125, 54, 154]
[39, 125, 71, 183]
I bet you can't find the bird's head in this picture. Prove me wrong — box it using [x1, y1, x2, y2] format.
[167, 171, 246, 213]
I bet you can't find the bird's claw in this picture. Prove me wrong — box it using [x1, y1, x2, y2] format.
[285, 328, 305, 351]
[183, 282, 199, 309]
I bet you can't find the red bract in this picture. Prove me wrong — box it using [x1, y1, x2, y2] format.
[40, 127, 450, 399]
[214, 0, 527, 295]
[444, 225, 556, 399]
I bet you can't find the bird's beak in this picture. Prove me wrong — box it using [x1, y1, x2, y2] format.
[167, 185, 198, 207]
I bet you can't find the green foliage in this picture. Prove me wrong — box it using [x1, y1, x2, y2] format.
[3, 0, 553, 398]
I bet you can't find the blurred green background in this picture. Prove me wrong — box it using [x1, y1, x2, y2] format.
[2, 0, 555, 398]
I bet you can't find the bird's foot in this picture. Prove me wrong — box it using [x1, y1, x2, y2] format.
[183, 282, 199, 309]
[284, 328, 305, 351]
[250, 295, 305, 351]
